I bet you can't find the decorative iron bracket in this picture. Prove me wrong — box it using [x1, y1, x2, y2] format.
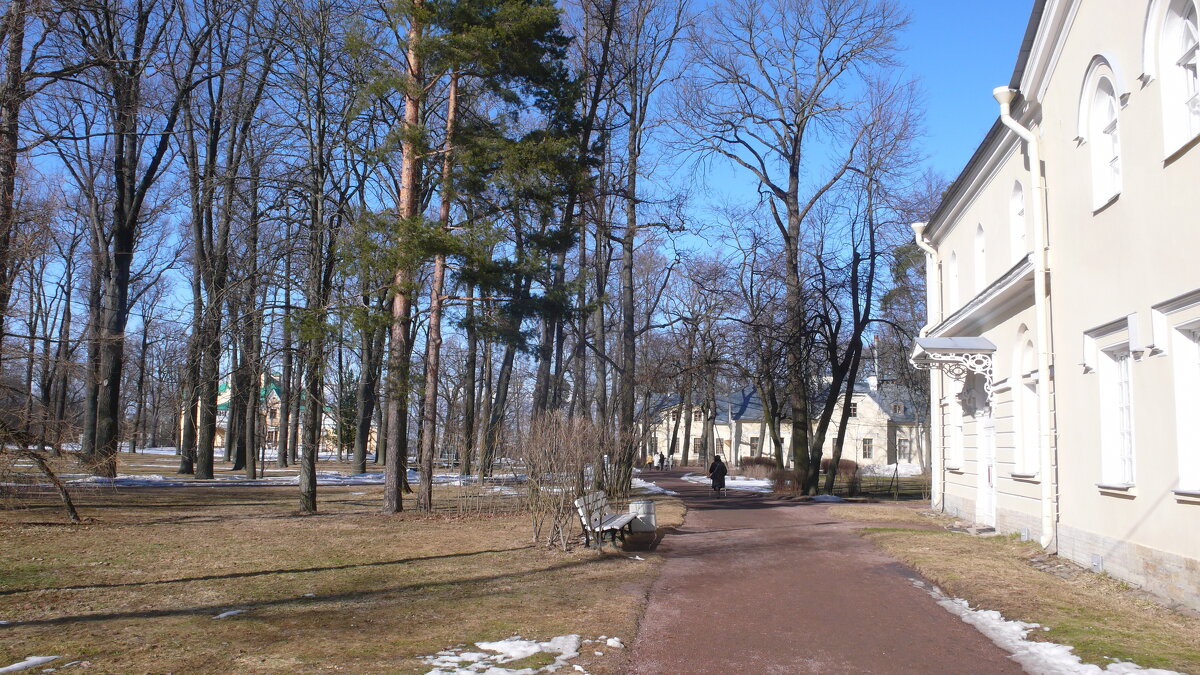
[912, 352, 995, 405]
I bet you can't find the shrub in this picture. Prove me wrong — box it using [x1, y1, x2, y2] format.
[820, 456, 859, 477]
[739, 456, 779, 470]
[770, 468, 802, 493]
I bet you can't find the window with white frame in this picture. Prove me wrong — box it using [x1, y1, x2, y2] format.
[946, 392, 965, 469]
[1163, 0, 1200, 150]
[1099, 345, 1136, 486]
[1010, 181, 1026, 262]
[898, 438, 911, 461]
[862, 438, 873, 459]
[848, 401, 858, 417]
[1019, 339, 1039, 474]
[750, 436, 760, 455]
[947, 251, 960, 312]
[1089, 76, 1123, 207]
[1173, 323, 1200, 490]
[974, 225, 986, 292]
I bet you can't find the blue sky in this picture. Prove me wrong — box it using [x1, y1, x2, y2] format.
[683, 1, 1038, 239]
[900, 0, 1036, 178]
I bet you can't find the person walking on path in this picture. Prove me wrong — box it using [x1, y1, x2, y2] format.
[657, 452, 666, 470]
[708, 455, 727, 495]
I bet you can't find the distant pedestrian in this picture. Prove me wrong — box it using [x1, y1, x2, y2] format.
[708, 455, 727, 496]
[657, 452, 666, 470]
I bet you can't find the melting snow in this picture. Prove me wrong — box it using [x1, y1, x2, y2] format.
[212, 610, 245, 619]
[810, 494, 845, 503]
[423, 634, 584, 674]
[681, 473, 773, 492]
[859, 462, 925, 477]
[630, 478, 678, 496]
[915, 580, 1182, 674]
[0, 656, 61, 673]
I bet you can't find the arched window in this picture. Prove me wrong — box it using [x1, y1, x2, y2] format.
[1165, 0, 1200, 146]
[1010, 181, 1026, 262]
[974, 225, 986, 292]
[1088, 76, 1122, 208]
[947, 251, 959, 311]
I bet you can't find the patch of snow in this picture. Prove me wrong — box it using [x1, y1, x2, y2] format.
[915, 581, 1182, 674]
[810, 494, 845, 503]
[680, 473, 772, 493]
[604, 638, 623, 649]
[0, 656, 61, 673]
[859, 462, 925, 477]
[302, 593, 315, 598]
[422, 634, 582, 674]
[630, 478, 678, 496]
[629, 556, 644, 561]
[212, 610, 245, 619]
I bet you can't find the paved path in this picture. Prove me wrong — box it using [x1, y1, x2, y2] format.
[630, 470, 1023, 674]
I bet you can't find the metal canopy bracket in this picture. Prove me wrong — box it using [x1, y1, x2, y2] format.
[910, 337, 997, 403]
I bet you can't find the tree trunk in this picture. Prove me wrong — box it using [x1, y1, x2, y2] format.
[416, 72, 457, 511]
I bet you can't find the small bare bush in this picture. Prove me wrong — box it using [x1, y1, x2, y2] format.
[738, 456, 779, 478]
[771, 468, 801, 493]
[517, 413, 619, 551]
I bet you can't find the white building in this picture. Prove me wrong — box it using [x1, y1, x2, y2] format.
[912, 0, 1200, 608]
[646, 381, 921, 471]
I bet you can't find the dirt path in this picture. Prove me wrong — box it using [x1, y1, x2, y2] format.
[630, 470, 1023, 674]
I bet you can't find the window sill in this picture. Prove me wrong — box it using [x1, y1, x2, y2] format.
[1163, 133, 1200, 166]
[1010, 472, 1040, 483]
[1092, 192, 1120, 215]
[1096, 482, 1137, 498]
[1173, 489, 1200, 504]
[946, 465, 964, 473]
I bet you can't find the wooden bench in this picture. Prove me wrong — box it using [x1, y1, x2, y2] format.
[574, 491, 636, 547]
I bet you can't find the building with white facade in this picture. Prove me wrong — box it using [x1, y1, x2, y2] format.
[912, 0, 1200, 608]
[646, 381, 921, 471]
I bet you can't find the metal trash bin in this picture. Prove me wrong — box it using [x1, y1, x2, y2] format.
[628, 499, 657, 532]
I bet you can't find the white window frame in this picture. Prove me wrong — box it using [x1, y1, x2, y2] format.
[1099, 343, 1136, 487]
[1011, 331, 1039, 476]
[1010, 181, 1026, 263]
[862, 437, 873, 460]
[898, 438, 911, 462]
[947, 251, 960, 312]
[1162, 0, 1200, 153]
[974, 225, 986, 293]
[1090, 78, 1122, 208]
[1171, 318, 1200, 491]
[848, 401, 858, 418]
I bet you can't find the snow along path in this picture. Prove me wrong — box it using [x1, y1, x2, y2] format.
[421, 634, 588, 674]
[630, 469, 1024, 674]
[913, 580, 1182, 674]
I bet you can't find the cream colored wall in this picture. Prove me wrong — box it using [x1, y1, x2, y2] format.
[931, 143, 1031, 321]
[1035, 0, 1200, 567]
[927, 0, 1200, 594]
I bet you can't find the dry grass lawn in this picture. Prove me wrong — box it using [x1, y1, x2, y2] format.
[825, 502, 950, 526]
[0, 451, 684, 674]
[854, 513, 1200, 672]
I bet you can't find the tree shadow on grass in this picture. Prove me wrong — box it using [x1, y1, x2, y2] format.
[0, 554, 597, 629]
[0, 546, 534, 598]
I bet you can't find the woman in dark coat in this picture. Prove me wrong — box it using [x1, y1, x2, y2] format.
[708, 455, 727, 495]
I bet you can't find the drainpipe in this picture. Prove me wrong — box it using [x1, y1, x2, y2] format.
[911, 222, 942, 507]
[994, 86, 1057, 550]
